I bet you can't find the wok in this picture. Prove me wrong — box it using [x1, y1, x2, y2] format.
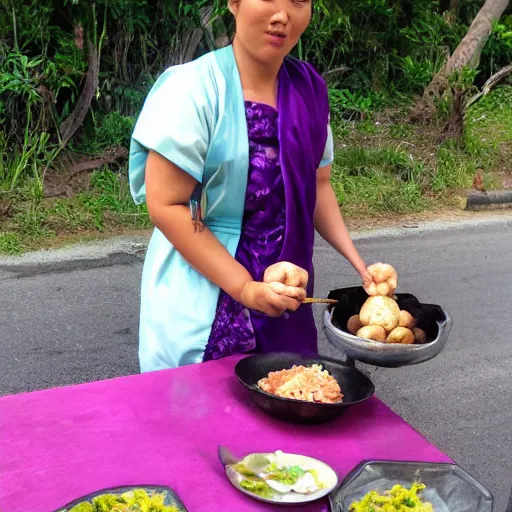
[235, 352, 375, 424]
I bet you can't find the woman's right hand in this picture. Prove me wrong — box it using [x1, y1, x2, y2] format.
[240, 281, 306, 317]
[263, 262, 309, 288]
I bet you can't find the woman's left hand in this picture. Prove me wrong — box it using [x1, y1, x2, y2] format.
[360, 268, 373, 290]
[362, 262, 398, 297]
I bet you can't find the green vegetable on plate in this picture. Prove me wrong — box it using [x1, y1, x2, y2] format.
[68, 489, 179, 512]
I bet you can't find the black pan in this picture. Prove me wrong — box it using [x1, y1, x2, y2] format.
[235, 352, 375, 425]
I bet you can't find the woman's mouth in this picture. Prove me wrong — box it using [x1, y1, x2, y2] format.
[266, 31, 287, 47]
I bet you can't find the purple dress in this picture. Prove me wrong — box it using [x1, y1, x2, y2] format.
[202, 58, 330, 363]
[203, 101, 290, 361]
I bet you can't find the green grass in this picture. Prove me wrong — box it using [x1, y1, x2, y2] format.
[388, 123, 414, 139]
[331, 145, 428, 216]
[464, 85, 512, 155]
[0, 168, 150, 255]
[430, 142, 479, 193]
[1, 87, 511, 255]
[0, 232, 23, 255]
[330, 86, 512, 215]
[47, 170, 150, 232]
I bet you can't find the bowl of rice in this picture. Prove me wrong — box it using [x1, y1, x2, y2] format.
[234, 353, 375, 424]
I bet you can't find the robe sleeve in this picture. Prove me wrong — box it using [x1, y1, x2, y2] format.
[319, 123, 334, 168]
[128, 64, 213, 204]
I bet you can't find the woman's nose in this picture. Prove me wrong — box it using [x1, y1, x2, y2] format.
[270, 7, 290, 26]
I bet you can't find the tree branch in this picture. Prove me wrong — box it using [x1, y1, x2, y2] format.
[322, 66, 351, 80]
[59, 39, 100, 147]
[465, 63, 512, 110]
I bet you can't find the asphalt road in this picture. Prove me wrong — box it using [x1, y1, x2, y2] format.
[1, 217, 511, 510]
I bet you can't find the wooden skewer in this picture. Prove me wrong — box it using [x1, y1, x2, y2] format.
[302, 298, 339, 304]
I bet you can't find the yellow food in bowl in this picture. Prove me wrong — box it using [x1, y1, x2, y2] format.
[349, 483, 433, 511]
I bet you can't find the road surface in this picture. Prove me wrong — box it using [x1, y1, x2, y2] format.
[1, 216, 511, 510]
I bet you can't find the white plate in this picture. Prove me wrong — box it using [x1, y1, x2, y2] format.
[225, 451, 339, 505]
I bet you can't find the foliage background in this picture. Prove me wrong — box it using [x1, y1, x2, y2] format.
[1, 0, 511, 253]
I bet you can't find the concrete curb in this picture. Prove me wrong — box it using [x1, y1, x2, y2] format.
[1, 212, 511, 266]
[466, 190, 512, 210]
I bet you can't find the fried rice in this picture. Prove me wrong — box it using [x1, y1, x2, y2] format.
[257, 364, 343, 404]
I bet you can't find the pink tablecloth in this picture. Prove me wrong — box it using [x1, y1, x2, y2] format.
[0, 356, 451, 512]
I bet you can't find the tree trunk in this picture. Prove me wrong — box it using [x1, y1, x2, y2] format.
[441, 0, 509, 75]
[60, 39, 99, 146]
[412, 0, 510, 120]
[450, 0, 459, 12]
[180, 6, 215, 64]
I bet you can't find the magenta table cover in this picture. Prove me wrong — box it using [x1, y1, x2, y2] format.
[0, 356, 451, 512]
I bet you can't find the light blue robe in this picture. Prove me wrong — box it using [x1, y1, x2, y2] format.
[129, 45, 334, 372]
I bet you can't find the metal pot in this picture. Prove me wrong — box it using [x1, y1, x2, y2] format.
[323, 286, 452, 368]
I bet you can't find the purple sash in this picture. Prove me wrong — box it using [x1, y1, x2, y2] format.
[249, 58, 330, 356]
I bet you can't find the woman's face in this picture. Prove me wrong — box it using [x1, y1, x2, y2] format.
[229, 0, 312, 64]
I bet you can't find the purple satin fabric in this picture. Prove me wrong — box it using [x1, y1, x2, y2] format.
[203, 58, 329, 362]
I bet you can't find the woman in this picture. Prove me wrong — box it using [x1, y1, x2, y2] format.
[128, 0, 374, 372]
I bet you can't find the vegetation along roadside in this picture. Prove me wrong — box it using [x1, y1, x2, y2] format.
[1, 0, 511, 254]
